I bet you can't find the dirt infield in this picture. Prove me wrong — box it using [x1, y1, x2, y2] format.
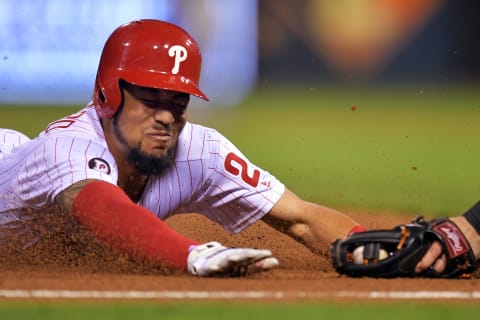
[0, 212, 479, 301]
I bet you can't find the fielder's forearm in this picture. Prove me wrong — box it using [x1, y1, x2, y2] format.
[452, 201, 480, 261]
[264, 189, 361, 254]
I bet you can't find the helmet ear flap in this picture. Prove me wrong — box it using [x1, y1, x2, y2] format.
[93, 76, 120, 119]
[98, 88, 106, 103]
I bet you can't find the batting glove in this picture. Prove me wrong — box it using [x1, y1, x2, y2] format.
[187, 242, 279, 277]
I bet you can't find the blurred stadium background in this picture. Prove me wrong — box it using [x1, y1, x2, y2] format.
[1, 0, 479, 106]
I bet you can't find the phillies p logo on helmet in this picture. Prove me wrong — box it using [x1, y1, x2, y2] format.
[168, 45, 188, 75]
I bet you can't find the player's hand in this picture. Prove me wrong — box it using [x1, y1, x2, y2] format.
[416, 214, 480, 275]
[414, 241, 447, 273]
[187, 241, 279, 277]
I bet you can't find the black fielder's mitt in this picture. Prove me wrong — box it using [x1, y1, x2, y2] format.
[331, 216, 477, 278]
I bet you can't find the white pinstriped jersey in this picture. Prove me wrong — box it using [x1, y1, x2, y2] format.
[0, 129, 30, 160]
[0, 104, 285, 244]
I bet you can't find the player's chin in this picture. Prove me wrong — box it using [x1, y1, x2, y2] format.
[146, 147, 170, 159]
[143, 141, 171, 154]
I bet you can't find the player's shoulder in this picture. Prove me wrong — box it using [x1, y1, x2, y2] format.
[175, 122, 226, 161]
[42, 104, 105, 142]
[34, 105, 110, 155]
[184, 122, 224, 142]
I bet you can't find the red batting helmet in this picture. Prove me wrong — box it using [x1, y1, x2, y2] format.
[93, 19, 209, 119]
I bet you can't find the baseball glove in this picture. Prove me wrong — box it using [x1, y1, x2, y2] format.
[331, 216, 477, 278]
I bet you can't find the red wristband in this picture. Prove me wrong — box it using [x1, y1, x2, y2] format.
[72, 181, 199, 270]
[346, 225, 367, 237]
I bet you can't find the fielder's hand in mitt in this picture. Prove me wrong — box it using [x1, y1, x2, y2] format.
[331, 217, 477, 278]
[187, 242, 279, 277]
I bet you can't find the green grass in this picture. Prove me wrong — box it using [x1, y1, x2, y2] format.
[1, 85, 479, 216]
[0, 301, 479, 320]
[196, 85, 480, 216]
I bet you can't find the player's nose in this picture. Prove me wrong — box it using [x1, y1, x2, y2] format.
[152, 108, 175, 126]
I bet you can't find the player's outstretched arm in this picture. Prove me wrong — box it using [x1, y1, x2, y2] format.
[55, 179, 198, 270]
[55, 180, 278, 276]
[262, 188, 362, 254]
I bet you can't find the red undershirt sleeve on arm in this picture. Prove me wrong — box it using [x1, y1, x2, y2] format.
[71, 181, 199, 271]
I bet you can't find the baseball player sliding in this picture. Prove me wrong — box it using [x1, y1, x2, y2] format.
[1, 20, 478, 277]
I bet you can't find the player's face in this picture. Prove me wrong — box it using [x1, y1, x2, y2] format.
[112, 82, 189, 175]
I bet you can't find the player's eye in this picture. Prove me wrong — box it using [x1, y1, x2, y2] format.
[172, 104, 187, 116]
[141, 98, 160, 108]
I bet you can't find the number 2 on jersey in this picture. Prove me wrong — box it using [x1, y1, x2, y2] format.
[224, 152, 260, 187]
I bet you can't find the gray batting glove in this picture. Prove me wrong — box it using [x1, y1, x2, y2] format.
[187, 241, 279, 277]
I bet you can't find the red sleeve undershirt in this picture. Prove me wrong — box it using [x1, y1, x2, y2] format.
[71, 181, 199, 270]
